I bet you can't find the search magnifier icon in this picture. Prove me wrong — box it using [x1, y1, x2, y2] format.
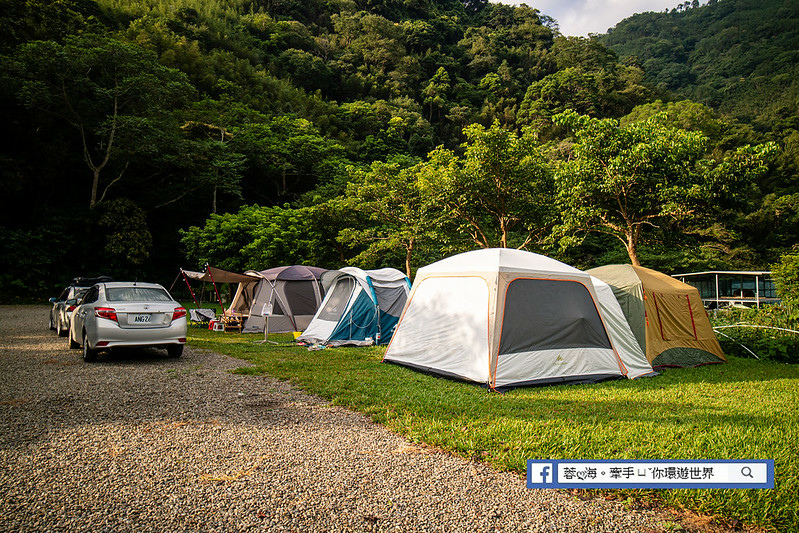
[741, 466, 754, 478]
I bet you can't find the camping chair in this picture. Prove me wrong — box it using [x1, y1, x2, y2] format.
[189, 308, 216, 328]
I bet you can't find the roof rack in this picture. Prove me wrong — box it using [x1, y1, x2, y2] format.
[71, 275, 114, 286]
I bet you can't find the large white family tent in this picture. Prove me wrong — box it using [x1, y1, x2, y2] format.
[228, 265, 327, 333]
[298, 267, 411, 346]
[383, 249, 655, 390]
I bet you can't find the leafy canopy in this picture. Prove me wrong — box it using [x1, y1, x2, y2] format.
[341, 156, 435, 277]
[417, 121, 554, 250]
[552, 110, 776, 266]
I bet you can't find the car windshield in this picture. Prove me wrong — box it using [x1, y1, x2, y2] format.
[106, 287, 172, 302]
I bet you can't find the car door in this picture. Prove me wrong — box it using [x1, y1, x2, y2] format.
[72, 286, 99, 340]
[51, 287, 69, 325]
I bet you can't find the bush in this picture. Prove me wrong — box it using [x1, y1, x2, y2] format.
[711, 305, 799, 363]
[773, 247, 799, 308]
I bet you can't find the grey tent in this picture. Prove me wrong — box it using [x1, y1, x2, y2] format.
[229, 265, 327, 333]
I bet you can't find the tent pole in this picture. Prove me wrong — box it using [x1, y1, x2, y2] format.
[180, 269, 201, 308]
[168, 271, 181, 293]
[253, 293, 277, 345]
[206, 264, 225, 312]
[756, 274, 761, 309]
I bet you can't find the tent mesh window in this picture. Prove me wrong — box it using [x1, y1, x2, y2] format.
[499, 279, 612, 355]
[255, 285, 283, 315]
[373, 286, 408, 315]
[283, 281, 319, 315]
[317, 277, 355, 321]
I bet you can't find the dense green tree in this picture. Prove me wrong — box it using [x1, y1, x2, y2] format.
[458, 3, 552, 84]
[422, 66, 451, 123]
[341, 156, 436, 276]
[417, 121, 554, 249]
[552, 110, 776, 266]
[621, 99, 758, 155]
[180, 204, 337, 271]
[0, 0, 106, 50]
[98, 198, 153, 274]
[518, 36, 651, 136]
[5, 34, 195, 208]
[232, 116, 348, 199]
[772, 246, 799, 309]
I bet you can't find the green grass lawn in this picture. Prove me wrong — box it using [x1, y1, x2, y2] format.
[188, 328, 798, 532]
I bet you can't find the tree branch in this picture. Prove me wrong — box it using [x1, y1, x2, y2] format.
[97, 161, 129, 205]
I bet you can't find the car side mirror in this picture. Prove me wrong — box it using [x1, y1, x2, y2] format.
[49, 297, 57, 303]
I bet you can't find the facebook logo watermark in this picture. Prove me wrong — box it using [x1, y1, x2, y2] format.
[527, 460, 774, 489]
[528, 462, 556, 486]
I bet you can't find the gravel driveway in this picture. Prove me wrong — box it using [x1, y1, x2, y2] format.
[1, 305, 679, 532]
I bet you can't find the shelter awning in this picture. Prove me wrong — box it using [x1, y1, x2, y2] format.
[181, 265, 258, 284]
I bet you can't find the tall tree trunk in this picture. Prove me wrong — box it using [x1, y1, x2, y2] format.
[90, 168, 101, 208]
[82, 97, 118, 209]
[626, 227, 641, 266]
[405, 237, 415, 279]
[212, 185, 218, 214]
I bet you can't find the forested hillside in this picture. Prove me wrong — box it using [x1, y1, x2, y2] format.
[601, 0, 799, 132]
[0, 0, 796, 299]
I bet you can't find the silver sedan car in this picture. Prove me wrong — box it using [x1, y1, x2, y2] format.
[69, 281, 187, 362]
[49, 285, 90, 337]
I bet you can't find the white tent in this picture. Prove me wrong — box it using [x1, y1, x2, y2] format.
[298, 267, 410, 346]
[383, 249, 654, 390]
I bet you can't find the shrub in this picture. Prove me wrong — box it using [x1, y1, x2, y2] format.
[711, 305, 799, 363]
[772, 247, 799, 308]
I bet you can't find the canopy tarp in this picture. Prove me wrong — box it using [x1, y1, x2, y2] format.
[181, 265, 258, 284]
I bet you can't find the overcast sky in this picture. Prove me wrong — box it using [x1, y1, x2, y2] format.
[496, 1, 681, 37]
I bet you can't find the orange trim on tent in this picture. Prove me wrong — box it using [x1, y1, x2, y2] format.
[492, 276, 627, 385]
[652, 293, 666, 340]
[686, 294, 698, 340]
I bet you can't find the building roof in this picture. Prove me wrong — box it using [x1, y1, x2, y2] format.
[672, 271, 772, 277]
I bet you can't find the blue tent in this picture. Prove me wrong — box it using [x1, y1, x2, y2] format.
[297, 267, 410, 346]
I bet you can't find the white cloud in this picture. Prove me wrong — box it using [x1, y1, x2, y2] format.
[496, 0, 680, 37]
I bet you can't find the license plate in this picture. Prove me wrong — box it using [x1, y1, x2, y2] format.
[132, 314, 151, 323]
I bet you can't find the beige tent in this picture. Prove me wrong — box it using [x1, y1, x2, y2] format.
[384, 249, 655, 390]
[587, 264, 726, 368]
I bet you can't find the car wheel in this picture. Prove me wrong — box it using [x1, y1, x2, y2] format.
[49, 314, 55, 330]
[166, 344, 184, 358]
[82, 331, 97, 362]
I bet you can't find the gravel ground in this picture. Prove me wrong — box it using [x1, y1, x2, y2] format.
[1, 305, 688, 532]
